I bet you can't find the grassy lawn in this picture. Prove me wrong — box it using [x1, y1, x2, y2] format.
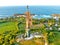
[0, 22, 18, 34]
[20, 38, 44, 45]
[54, 32, 60, 45]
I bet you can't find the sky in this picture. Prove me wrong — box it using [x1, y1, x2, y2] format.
[0, 0, 60, 6]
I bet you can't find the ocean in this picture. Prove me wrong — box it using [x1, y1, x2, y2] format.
[0, 6, 60, 19]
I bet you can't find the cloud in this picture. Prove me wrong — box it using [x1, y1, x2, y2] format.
[0, 0, 60, 6]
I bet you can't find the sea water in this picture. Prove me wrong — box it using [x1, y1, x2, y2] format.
[0, 6, 60, 19]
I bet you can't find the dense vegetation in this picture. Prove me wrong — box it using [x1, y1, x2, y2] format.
[0, 17, 60, 45]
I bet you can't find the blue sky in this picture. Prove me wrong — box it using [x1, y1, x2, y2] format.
[0, 0, 60, 6]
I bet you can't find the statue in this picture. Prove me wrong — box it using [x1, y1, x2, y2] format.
[25, 6, 32, 37]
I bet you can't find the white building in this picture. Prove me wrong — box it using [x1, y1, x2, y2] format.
[52, 14, 60, 20]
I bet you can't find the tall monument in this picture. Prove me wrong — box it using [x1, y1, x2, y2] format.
[25, 6, 32, 37]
